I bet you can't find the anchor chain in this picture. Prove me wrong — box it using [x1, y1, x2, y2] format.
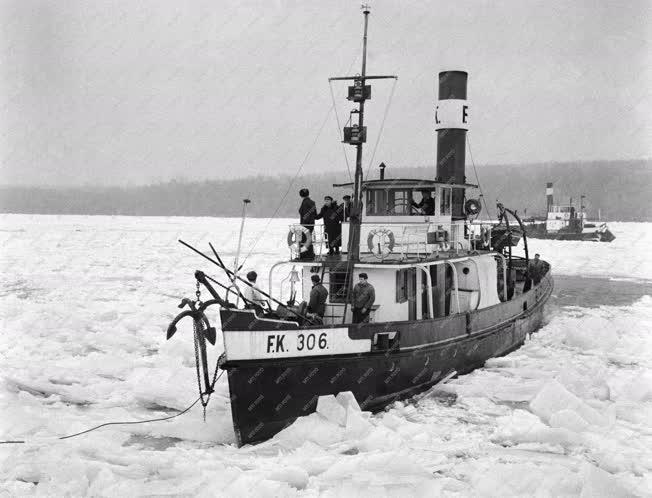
[167, 278, 224, 422]
[191, 310, 223, 421]
[192, 317, 208, 420]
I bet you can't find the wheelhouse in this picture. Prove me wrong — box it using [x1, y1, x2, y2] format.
[312, 178, 480, 260]
[546, 204, 586, 232]
[271, 173, 519, 326]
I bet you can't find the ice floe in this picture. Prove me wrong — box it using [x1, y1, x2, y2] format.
[1, 215, 651, 496]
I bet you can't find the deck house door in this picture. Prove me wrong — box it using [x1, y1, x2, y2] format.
[396, 268, 418, 320]
[406, 268, 417, 320]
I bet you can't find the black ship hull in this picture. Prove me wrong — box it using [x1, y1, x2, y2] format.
[220, 273, 553, 446]
[525, 223, 615, 242]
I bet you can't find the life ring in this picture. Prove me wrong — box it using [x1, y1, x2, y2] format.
[465, 198, 482, 217]
[438, 241, 451, 251]
[287, 226, 313, 253]
[367, 228, 395, 258]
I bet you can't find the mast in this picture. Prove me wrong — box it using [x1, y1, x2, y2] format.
[349, 6, 370, 263]
[329, 6, 396, 262]
[329, 7, 396, 321]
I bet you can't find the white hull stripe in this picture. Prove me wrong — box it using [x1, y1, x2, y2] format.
[224, 328, 371, 360]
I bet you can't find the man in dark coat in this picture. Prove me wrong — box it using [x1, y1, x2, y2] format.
[342, 195, 352, 221]
[523, 254, 545, 292]
[307, 274, 328, 319]
[298, 188, 316, 258]
[315, 196, 343, 255]
[299, 188, 316, 228]
[352, 273, 375, 324]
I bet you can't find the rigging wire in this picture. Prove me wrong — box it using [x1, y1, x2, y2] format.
[365, 77, 397, 178]
[238, 52, 361, 269]
[0, 370, 225, 445]
[238, 105, 335, 268]
[327, 50, 362, 184]
[466, 134, 493, 220]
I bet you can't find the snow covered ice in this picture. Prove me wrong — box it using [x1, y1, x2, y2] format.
[1, 216, 651, 496]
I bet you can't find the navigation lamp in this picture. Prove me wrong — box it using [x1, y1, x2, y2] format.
[348, 78, 372, 102]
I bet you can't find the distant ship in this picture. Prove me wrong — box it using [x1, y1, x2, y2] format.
[166, 7, 553, 446]
[524, 183, 615, 242]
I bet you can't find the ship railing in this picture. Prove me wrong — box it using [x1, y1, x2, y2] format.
[398, 224, 430, 258]
[286, 221, 499, 261]
[356, 221, 471, 260]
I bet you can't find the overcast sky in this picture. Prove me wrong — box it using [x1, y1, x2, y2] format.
[1, 0, 650, 186]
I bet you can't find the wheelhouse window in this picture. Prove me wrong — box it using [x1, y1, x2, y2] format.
[440, 187, 452, 216]
[365, 189, 387, 216]
[366, 188, 415, 216]
[388, 189, 413, 215]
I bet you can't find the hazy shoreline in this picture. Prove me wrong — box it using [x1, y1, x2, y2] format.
[1, 159, 650, 221]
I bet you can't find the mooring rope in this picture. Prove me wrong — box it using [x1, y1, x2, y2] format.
[0, 371, 225, 445]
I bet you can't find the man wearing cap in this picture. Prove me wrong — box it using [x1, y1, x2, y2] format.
[352, 273, 375, 323]
[342, 195, 352, 221]
[524, 253, 544, 292]
[307, 274, 328, 320]
[243, 271, 267, 311]
[298, 188, 316, 259]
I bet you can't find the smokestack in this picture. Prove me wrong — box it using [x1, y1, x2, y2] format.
[379, 162, 386, 180]
[435, 71, 468, 220]
[546, 182, 553, 212]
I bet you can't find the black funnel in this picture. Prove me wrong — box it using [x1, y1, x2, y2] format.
[435, 70, 468, 219]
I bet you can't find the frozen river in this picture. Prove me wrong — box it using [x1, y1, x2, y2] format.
[1, 215, 651, 497]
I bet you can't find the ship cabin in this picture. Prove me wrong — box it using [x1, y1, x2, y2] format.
[546, 204, 585, 233]
[274, 178, 511, 326]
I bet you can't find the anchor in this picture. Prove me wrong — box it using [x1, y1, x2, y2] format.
[166, 274, 227, 411]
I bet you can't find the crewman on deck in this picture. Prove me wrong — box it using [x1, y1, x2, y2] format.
[342, 195, 352, 221]
[307, 274, 328, 320]
[243, 271, 267, 311]
[527, 253, 544, 286]
[352, 273, 375, 324]
[411, 190, 435, 215]
[315, 196, 343, 255]
[298, 188, 316, 259]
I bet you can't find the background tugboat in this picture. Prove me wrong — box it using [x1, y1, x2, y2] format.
[524, 182, 616, 242]
[167, 7, 553, 446]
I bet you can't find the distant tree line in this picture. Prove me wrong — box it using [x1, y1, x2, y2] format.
[1, 159, 650, 221]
